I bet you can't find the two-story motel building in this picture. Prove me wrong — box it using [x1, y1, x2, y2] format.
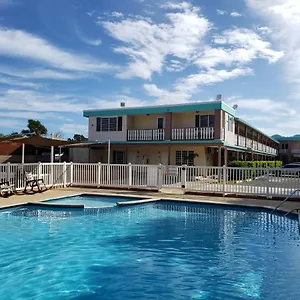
[276, 135, 300, 164]
[79, 100, 278, 166]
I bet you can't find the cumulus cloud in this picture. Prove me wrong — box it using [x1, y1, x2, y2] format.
[144, 83, 191, 104]
[246, 0, 300, 85]
[101, 3, 211, 79]
[216, 9, 226, 15]
[230, 12, 242, 17]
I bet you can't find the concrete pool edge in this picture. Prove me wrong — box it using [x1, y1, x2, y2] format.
[1, 188, 300, 216]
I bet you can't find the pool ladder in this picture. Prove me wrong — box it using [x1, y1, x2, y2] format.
[271, 189, 300, 217]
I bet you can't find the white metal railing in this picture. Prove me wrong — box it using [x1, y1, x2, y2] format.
[172, 127, 214, 140]
[1, 163, 299, 199]
[291, 149, 300, 154]
[127, 129, 165, 141]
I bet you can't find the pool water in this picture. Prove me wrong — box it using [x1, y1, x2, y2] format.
[46, 194, 146, 207]
[1, 201, 300, 300]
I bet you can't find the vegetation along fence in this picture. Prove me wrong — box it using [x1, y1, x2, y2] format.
[0, 162, 299, 198]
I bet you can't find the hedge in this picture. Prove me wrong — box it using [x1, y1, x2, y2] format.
[229, 160, 283, 168]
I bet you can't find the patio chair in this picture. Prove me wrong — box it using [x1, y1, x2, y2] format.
[24, 172, 47, 193]
[0, 180, 15, 198]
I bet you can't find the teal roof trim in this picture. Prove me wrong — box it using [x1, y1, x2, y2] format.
[83, 101, 236, 117]
[272, 135, 300, 141]
[224, 142, 278, 156]
[235, 118, 279, 144]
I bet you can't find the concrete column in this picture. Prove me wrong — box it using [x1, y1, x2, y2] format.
[214, 110, 223, 139]
[224, 148, 228, 166]
[164, 112, 172, 140]
[218, 146, 222, 166]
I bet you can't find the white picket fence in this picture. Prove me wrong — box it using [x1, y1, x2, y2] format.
[1, 162, 300, 198]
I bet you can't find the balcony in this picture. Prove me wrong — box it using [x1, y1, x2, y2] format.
[172, 127, 214, 140]
[291, 149, 300, 154]
[279, 149, 288, 154]
[127, 129, 165, 141]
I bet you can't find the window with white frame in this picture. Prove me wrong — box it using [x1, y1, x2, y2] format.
[175, 150, 195, 166]
[96, 116, 122, 132]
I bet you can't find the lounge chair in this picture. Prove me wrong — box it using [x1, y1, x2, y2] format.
[0, 180, 15, 198]
[24, 172, 47, 193]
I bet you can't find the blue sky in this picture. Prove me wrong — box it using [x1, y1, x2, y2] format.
[0, 0, 299, 138]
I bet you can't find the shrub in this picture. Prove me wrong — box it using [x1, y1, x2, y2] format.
[229, 160, 282, 168]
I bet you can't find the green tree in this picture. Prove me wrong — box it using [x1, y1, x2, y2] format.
[68, 134, 88, 142]
[21, 119, 48, 136]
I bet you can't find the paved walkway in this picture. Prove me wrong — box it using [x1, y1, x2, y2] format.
[1, 187, 300, 214]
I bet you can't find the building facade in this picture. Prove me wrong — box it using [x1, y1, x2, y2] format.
[80, 101, 278, 166]
[275, 135, 300, 164]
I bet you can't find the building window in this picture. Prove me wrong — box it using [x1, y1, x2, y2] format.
[96, 117, 123, 132]
[195, 115, 215, 128]
[227, 116, 234, 132]
[281, 143, 288, 149]
[176, 150, 195, 166]
[113, 151, 125, 164]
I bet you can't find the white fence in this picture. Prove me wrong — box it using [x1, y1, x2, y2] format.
[1, 162, 300, 198]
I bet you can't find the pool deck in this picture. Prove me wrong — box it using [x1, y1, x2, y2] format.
[0, 187, 300, 214]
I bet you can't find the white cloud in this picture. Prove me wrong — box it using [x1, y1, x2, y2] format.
[102, 3, 210, 79]
[144, 84, 191, 104]
[111, 12, 123, 18]
[166, 60, 185, 72]
[0, 28, 116, 73]
[212, 28, 284, 63]
[225, 96, 300, 135]
[230, 12, 243, 17]
[216, 9, 226, 15]
[175, 68, 253, 93]
[257, 26, 272, 35]
[0, 89, 88, 113]
[60, 123, 88, 135]
[0, 75, 40, 88]
[0, 118, 24, 130]
[246, 0, 300, 85]
[0, 66, 84, 80]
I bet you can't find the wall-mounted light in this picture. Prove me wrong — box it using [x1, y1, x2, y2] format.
[196, 111, 199, 113]
[146, 114, 150, 116]
[91, 124, 94, 127]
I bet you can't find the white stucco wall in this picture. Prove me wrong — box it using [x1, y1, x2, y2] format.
[223, 112, 236, 145]
[88, 115, 128, 141]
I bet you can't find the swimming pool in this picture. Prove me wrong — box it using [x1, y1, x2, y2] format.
[1, 201, 300, 299]
[44, 194, 146, 207]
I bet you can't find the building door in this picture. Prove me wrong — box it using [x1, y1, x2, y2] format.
[113, 151, 125, 164]
[157, 117, 165, 140]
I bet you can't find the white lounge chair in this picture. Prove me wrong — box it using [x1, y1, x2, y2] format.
[0, 180, 15, 197]
[24, 172, 46, 193]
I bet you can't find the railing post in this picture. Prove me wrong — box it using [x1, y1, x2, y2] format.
[223, 166, 226, 197]
[38, 162, 42, 183]
[97, 162, 101, 186]
[157, 163, 163, 190]
[181, 165, 187, 189]
[6, 163, 11, 184]
[128, 163, 132, 187]
[266, 167, 270, 199]
[63, 161, 67, 188]
[70, 162, 73, 185]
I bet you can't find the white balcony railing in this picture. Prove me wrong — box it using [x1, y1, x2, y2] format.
[127, 129, 165, 141]
[172, 127, 214, 140]
[235, 135, 278, 155]
[291, 149, 300, 154]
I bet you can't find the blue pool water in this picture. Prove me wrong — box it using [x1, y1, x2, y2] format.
[46, 194, 146, 207]
[1, 201, 300, 300]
